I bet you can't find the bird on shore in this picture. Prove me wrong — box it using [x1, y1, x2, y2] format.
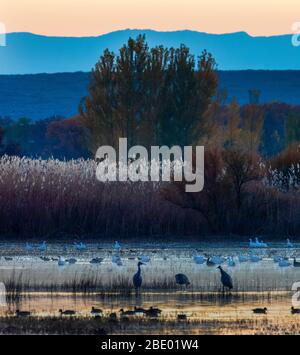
[133, 262, 144, 291]
[59, 309, 76, 316]
[217, 266, 233, 292]
[175, 274, 190, 288]
[15, 310, 31, 317]
[291, 307, 300, 315]
[252, 308, 268, 314]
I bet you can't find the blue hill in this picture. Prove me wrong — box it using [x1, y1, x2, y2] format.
[1, 71, 300, 120]
[0, 30, 298, 74]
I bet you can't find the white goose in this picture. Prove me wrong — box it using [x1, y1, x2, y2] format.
[193, 255, 205, 265]
[278, 259, 292, 268]
[113, 241, 121, 252]
[58, 256, 66, 266]
[227, 257, 236, 267]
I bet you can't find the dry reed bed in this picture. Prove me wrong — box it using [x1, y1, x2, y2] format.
[0, 156, 202, 238]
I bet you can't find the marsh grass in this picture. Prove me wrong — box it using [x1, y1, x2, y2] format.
[1, 313, 300, 335]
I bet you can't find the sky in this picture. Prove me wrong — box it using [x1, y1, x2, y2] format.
[1, 0, 300, 37]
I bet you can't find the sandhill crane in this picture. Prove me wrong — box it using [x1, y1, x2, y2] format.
[217, 266, 233, 291]
[133, 262, 144, 290]
[175, 274, 190, 288]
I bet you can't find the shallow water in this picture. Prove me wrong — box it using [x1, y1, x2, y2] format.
[0, 241, 300, 334]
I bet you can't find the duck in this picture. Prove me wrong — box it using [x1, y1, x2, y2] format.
[109, 312, 117, 321]
[144, 307, 162, 318]
[15, 310, 31, 317]
[4, 257, 13, 261]
[177, 314, 188, 321]
[291, 307, 300, 315]
[59, 309, 76, 316]
[252, 308, 268, 314]
[120, 309, 135, 317]
[134, 307, 147, 315]
[91, 307, 103, 316]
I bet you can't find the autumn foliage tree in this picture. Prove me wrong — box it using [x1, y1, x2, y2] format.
[80, 35, 218, 152]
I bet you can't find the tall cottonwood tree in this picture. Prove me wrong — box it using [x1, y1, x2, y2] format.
[80, 36, 218, 152]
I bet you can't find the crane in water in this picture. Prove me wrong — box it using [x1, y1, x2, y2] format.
[133, 262, 144, 291]
[175, 274, 190, 288]
[217, 266, 233, 292]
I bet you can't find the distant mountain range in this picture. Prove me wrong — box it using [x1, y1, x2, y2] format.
[0, 29, 299, 74]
